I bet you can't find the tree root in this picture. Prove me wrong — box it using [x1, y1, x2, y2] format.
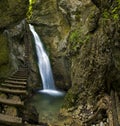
[84, 90, 120, 126]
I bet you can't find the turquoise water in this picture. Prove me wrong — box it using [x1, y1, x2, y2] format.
[29, 91, 65, 124]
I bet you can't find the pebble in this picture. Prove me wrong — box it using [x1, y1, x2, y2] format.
[63, 103, 109, 126]
[106, 118, 109, 123]
[100, 121, 104, 126]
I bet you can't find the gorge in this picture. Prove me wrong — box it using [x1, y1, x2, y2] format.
[0, 0, 120, 126]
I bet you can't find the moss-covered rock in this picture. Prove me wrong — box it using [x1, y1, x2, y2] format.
[62, 85, 79, 108]
[0, 0, 29, 28]
[0, 33, 10, 78]
[0, 34, 9, 65]
[62, 1, 120, 124]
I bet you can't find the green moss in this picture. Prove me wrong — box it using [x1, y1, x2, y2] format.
[0, 64, 10, 78]
[27, 0, 36, 21]
[0, 0, 8, 11]
[68, 29, 91, 54]
[0, 34, 10, 78]
[69, 31, 79, 43]
[103, 11, 110, 19]
[0, 0, 28, 28]
[0, 34, 9, 65]
[102, 0, 120, 21]
[62, 86, 79, 108]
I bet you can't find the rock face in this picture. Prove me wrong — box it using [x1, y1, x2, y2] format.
[0, 32, 10, 78]
[0, 0, 29, 79]
[61, 0, 120, 125]
[0, 0, 28, 29]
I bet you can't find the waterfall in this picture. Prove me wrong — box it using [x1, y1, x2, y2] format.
[29, 24, 55, 90]
[29, 24, 65, 96]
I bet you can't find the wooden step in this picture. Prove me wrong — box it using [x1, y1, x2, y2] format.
[12, 75, 28, 78]
[13, 71, 28, 75]
[5, 80, 27, 85]
[0, 113, 22, 126]
[17, 70, 28, 72]
[19, 67, 28, 70]
[0, 97, 24, 106]
[15, 71, 27, 73]
[13, 73, 28, 76]
[0, 87, 27, 95]
[17, 68, 28, 70]
[7, 77, 27, 81]
[18, 68, 28, 70]
[1, 83, 26, 89]
[10, 75, 27, 79]
[14, 72, 27, 75]
[15, 71, 28, 74]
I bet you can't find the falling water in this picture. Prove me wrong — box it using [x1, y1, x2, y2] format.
[29, 24, 55, 89]
[29, 24, 64, 96]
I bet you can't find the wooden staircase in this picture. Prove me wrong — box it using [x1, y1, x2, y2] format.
[0, 24, 30, 126]
[0, 87, 27, 95]
[0, 97, 24, 106]
[1, 83, 26, 89]
[0, 66, 28, 125]
[4, 80, 27, 85]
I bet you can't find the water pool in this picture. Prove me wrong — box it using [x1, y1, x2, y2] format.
[28, 91, 65, 125]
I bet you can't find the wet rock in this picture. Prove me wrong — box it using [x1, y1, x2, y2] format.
[0, 0, 29, 28]
[21, 105, 39, 124]
[86, 6, 100, 33]
[0, 33, 10, 78]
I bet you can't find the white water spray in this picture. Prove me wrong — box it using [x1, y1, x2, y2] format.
[29, 24, 64, 96]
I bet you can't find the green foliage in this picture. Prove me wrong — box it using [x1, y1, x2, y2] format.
[103, 11, 110, 19]
[69, 30, 80, 43]
[29, 0, 36, 5]
[103, 0, 120, 21]
[113, 13, 119, 20]
[69, 30, 91, 53]
[111, 2, 120, 21]
[117, 0, 120, 5]
[27, 0, 36, 20]
[112, 7, 118, 13]
[0, 64, 10, 78]
[103, 10, 119, 21]
[62, 87, 78, 108]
